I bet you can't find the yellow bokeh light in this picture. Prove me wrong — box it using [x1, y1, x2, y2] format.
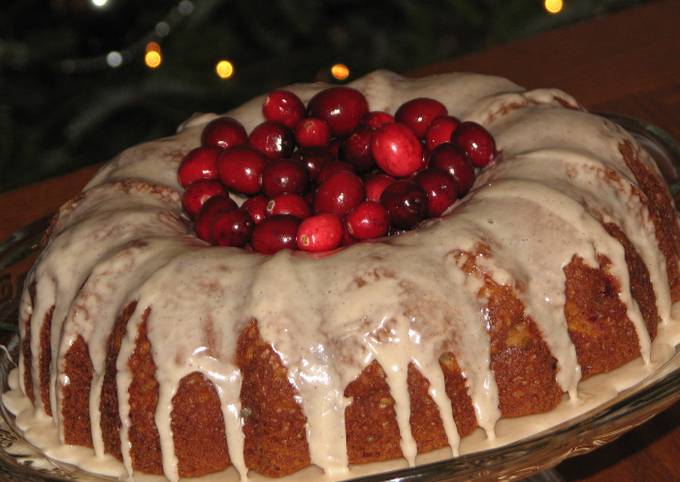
[215, 60, 234, 79]
[544, 0, 564, 14]
[331, 63, 350, 81]
[145, 51, 162, 69]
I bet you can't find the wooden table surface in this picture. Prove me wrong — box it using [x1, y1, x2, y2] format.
[1, 1, 679, 480]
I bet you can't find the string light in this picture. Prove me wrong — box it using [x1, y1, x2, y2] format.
[544, 0, 564, 15]
[215, 60, 235, 79]
[91, 0, 109, 8]
[145, 51, 162, 69]
[106, 51, 123, 68]
[331, 63, 350, 81]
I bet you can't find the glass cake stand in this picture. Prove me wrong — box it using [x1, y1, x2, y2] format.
[1, 114, 679, 482]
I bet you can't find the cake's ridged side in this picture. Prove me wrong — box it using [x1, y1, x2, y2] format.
[482, 282, 562, 416]
[344, 360, 402, 464]
[127, 315, 163, 475]
[100, 302, 137, 460]
[170, 372, 230, 478]
[438, 353, 478, 437]
[237, 322, 311, 477]
[39, 306, 54, 417]
[603, 222, 660, 339]
[619, 141, 680, 301]
[62, 335, 94, 447]
[564, 256, 641, 377]
[406, 364, 449, 454]
[22, 283, 36, 405]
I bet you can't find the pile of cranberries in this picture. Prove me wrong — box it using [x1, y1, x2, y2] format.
[178, 86, 498, 254]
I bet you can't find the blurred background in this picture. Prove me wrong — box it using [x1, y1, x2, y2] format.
[0, 0, 648, 192]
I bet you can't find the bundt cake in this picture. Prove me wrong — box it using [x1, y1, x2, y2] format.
[6, 70, 680, 481]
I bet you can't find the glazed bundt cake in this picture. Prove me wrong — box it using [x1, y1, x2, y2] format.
[8, 70, 680, 481]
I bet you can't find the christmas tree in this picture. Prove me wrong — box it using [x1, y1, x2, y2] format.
[0, 0, 645, 191]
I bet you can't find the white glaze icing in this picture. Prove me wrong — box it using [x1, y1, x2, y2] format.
[10, 70, 680, 482]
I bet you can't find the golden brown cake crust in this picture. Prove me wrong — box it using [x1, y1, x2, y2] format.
[62, 335, 94, 447]
[237, 322, 311, 477]
[171, 372, 231, 478]
[127, 314, 163, 475]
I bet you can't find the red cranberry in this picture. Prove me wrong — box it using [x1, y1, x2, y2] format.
[195, 195, 238, 242]
[213, 208, 254, 247]
[217, 146, 268, 195]
[242, 195, 269, 224]
[364, 173, 395, 202]
[314, 171, 365, 216]
[295, 117, 331, 148]
[262, 159, 308, 197]
[317, 161, 356, 184]
[267, 193, 311, 219]
[307, 87, 368, 136]
[415, 169, 458, 217]
[251, 215, 301, 254]
[248, 121, 295, 160]
[262, 90, 305, 129]
[342, 125, 375, 172]
[380, 180, 427, 229]
[177, 146, 221, 187]
[182, 180, 225, 219]
[371, 123, 424, 177]
[452, 121, 497, 167]
[292, 147, 333, 182]
[341, 224, 357, 246]
[297, 214, 343, 252]
[346, 201, 389, 240]
[395, 98, 448, 139]
[428, 143, 476, 197]
[201, 117, 248, 149]
[364, 111, 395, 129]
[425, 116, 460, 152]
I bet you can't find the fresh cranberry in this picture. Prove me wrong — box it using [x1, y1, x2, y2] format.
[307, 87, 368, 136]
[342, 125, 375, 172]
[213, 208, 254, 247]
[248, 121, 295, 160]
[293, 147, 333, 182]
[364, 173, 395, 202]
[267, 193, 311, 219]
[428, 144, 476, 196]
[201, 117, 248, 149]
[314, 171, 365, 216]
[177, 146, 221, 187]
[452, 121, 497, 167]
[425, 116, 460, 152]
[380, 180, 427, 229]
[415, 169, 458, 217]
[371, 123, 424, 177]
[182, 180, 225, 218]
[295, 117, 331, 148]
[262, 90, 305, 129]
[195, 195, 238, 242]
[364, 111, 395, 129]
[242, 195, 269, 224]
[316, 161, 356, 184]
[251, 215, 301, 254]
[297, 214, 343, 252]
[395, 98, 448, 139]
[341, 224, 357, 246]
[262, 159, 308, 197]
[217, 146, 268, 195]
[346, 202, 389, 240]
